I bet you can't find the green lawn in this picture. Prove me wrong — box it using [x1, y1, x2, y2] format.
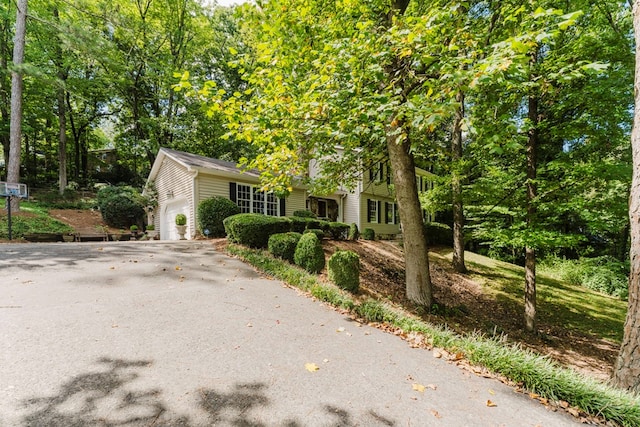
[0, 201, 73, 239]
[432, 248, 626, 343]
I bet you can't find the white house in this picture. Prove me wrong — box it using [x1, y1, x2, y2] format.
[146, 148, 435, 240]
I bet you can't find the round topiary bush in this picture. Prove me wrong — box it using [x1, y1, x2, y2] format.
[294, 232, 325, 274]
[348, 223, 359, 241]
[198, 196, 241, 238]
[97, 185, 146, 228]
[328, 250, 360, 292]
[268, 232, 302, 263]
[363, 228, 375, 241]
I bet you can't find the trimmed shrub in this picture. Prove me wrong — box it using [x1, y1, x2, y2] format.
[290, 216, 308, 233]
[328, 250, 360, 292]
[424, 222, 453, 246]
[348, 223, 359, 241]
[305, 218, 322, 229]
[198, 196, 241, 237]
[97, 185, 145, 228]
[175, 213, 187, 225]
[363, 228, 376, 241]
[328, 222, 350, 240]
[294, 232, 325, 273]
[223, 213, 291, 248]
[293, 210, 317, 218]
[304, 228, 325, 240]
[318, 220, 331, 233]
[268, 232, 302, 263]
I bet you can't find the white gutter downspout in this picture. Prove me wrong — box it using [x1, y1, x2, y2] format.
[188, 167, 199, 239]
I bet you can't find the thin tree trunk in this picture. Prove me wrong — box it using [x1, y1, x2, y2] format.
[7, 0, 27, 211]
[524, 56, 539, 333]
[0, 6, 11, 177]
[452, 90, 467, 273]
[612, 0, 640, 393]
[387, 117, 433, 307]
[54, 7, 67, 194]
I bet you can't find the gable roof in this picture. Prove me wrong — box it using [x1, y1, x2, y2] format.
[147, 147, 264, 183]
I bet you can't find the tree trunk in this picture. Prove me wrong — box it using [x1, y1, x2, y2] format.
[7, 0, 27, 211]
[54, 7, 67, 194]
[612, 0, 640, 393]
[524, 61, 539, 333]
[387, 118, 433, 307]
[57, 85, 67, 194]
[0, 7, 11, 178]
[452, 90, 467, 273]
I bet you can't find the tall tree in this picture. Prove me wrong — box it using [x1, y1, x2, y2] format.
[7, 0, 26, 210]
[193, 0, 539, 306]
[53, 5, 68, 194]
[612, 0, 640, 394]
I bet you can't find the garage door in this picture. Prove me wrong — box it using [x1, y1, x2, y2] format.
[163, 199, 189, 240]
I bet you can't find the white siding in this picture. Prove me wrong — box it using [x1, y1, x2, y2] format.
[155, 157, 195, 239]
[343, 192, 360, 228]
[286, 189, 307, 216]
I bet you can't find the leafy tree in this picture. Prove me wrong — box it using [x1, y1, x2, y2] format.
[192, 0, 522, 306]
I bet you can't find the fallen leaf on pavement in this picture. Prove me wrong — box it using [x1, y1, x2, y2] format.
[175, 266, 182, 271]
[336, 327, 345, 333]
[433, 351, 442, 358]
[412, 384, 426, 392]
[430, 409, 442, 419]
[486, 400, 497, 407]
[305, 363, 319, 372]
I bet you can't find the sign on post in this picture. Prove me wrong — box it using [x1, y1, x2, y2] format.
[1, 182, 29, 240]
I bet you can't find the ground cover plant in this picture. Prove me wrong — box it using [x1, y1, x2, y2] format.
[0, 201, 73, 240]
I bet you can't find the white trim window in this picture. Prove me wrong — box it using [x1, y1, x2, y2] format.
[232, 183, 284, 216]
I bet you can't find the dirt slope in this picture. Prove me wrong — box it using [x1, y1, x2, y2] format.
[324, 240, 618, 382]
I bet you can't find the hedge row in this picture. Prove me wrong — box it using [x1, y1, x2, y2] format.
[224, 213, 351, 248]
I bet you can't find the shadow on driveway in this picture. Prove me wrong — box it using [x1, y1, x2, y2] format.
[21, 357, 390, 427]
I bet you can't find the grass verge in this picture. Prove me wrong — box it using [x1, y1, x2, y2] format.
[0, 201, 73, 239]
[227, 243, 640, 427]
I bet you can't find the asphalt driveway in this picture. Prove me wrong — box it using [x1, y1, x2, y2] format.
[1, 241, 580, 426]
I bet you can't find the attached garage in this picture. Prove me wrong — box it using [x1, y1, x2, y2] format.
[145, 148, 307, 240]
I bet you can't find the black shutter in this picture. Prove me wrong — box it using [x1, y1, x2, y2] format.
[229, 182, 237, 203]
[386, 164, 391, 185]
[384, 202, 389, 224]
[369, 167, 374, 182]
[377, 201, 382, 223]
[279, 197, 286, 216]
[367, 199, 372, 222]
